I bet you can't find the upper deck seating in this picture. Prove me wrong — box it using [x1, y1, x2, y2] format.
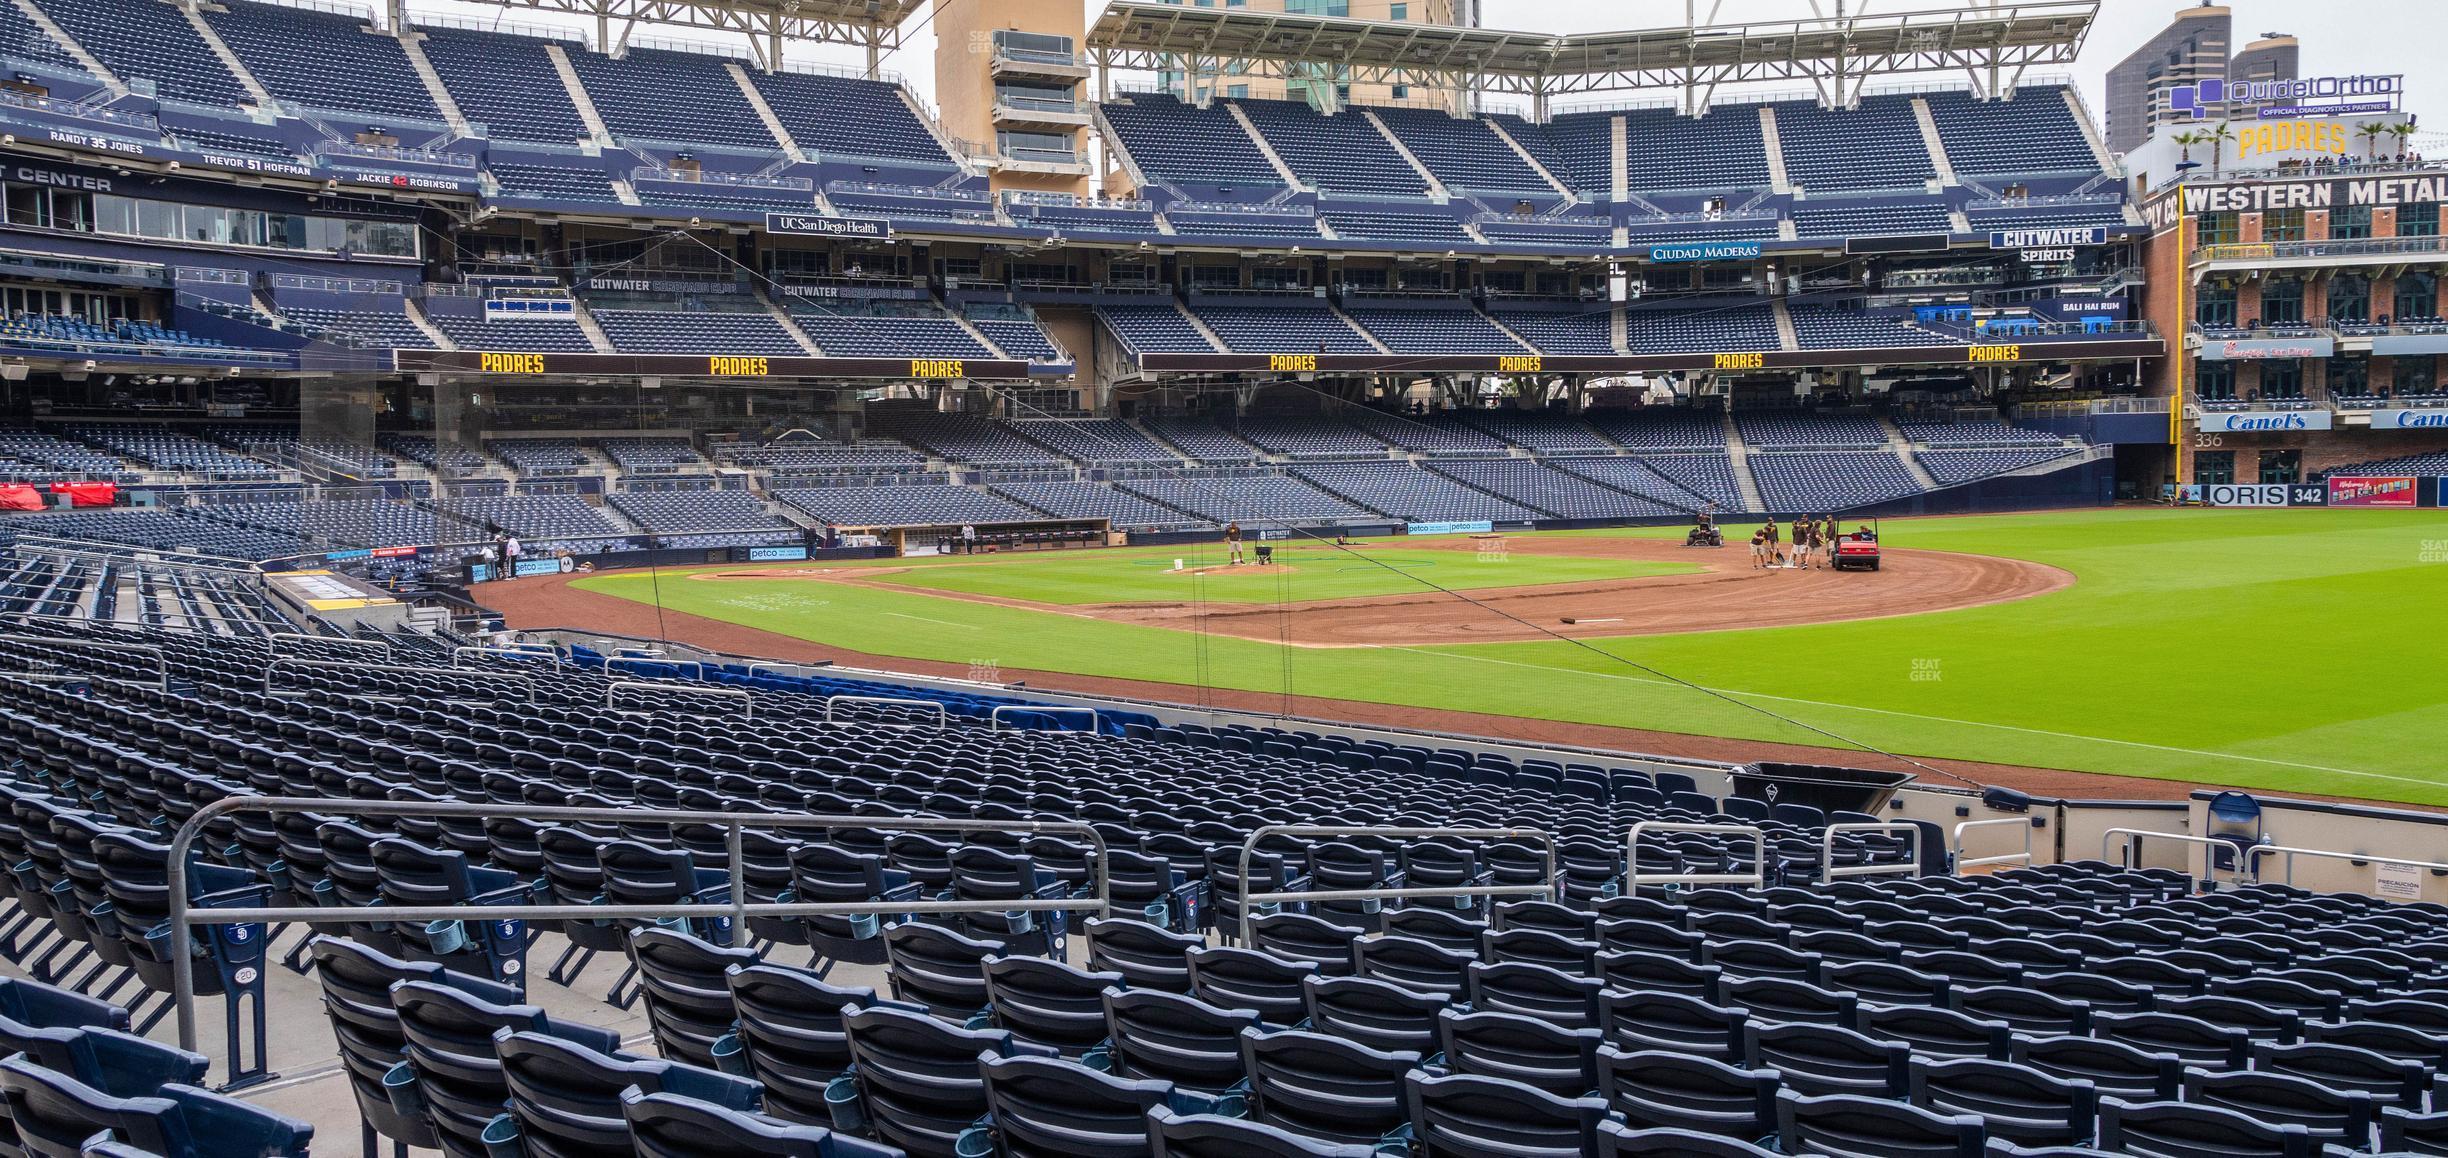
[417, 26, 590, 143]
[567, 45, 776, 149]
[1374, 107, 1554, 194]
[1097, 95, 1285, 192]
[1924, 86, 2103, 176]
[1235, 99, 1427, 197]
[1773, 97, 1935, 192]
[204, 0, 438, 121]
[31, 0, 247, 105]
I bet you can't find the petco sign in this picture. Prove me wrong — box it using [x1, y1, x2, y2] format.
[2367, 409, 2448, 429]
[2169, 75, 2402, 120]
[2198, 410, 2334, 433]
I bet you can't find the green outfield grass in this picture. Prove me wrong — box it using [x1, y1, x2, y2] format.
[574, 508, 2448, 805]
[859, 543, 1697, 604]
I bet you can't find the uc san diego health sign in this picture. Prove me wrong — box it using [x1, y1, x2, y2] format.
[2199, 410, 2334, 433]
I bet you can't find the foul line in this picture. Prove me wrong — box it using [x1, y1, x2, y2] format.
[885, 611, 980, 630]
[1395, 647, 2430, 786]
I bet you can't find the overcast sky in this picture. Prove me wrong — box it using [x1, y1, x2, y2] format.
[401, 0, 2438, 141]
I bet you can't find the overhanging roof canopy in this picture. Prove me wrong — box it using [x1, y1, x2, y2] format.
[1088, 0, 2098, 100]
[408, 0, 924, 51]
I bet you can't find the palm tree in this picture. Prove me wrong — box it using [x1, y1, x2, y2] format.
[2207, 122, 2234, 177]
[2172, 129, 2202, 170]
[2357, 122, 2387, 162]
[2390, 120, 2418, 160]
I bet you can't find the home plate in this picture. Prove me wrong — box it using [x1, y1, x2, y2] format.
[1560, 617, 1624, 625]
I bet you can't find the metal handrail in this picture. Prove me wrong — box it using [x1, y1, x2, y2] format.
[0, 635, 168, 691]
[990, 705, 1098, 732]
[1235, 825, 1558, 943]
[165, 799, 1113, 1058]
[264, 657, 538, 703]
[607, 679, 752, 719]
[1819, 822, 1924, 881]
[2101, 827, 2230, 883]
[451, 643, 557, 668]
[824, 695, 947, 726]
[1953, 817, 2036, 874]
[607, 655, 705, 680]
[1627, 822, 1767, 890]
[2243, 844, 2448, 890]
[268, 631, 391, 659]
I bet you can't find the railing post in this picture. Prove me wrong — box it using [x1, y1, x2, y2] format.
[727, 820, 749, 949]
[1819, 822, 1923, 881]
[1626, 822, 1767, 891]
[165, 798, 1117, 1074]
[1951, 816, 2037, 875]
[1234, 824, 1560, 944]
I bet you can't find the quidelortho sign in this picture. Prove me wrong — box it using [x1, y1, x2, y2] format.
[2198, 410, 2334, 433]
[2368, 409, 2448, 429]
[2197, 337, 2335, 361]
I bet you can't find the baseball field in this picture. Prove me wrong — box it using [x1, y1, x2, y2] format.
[541, 507, 2448, 806]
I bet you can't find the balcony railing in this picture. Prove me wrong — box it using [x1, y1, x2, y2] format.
[991, 45, 1088, 70]
[0, 88, 160, 134]
[629, 167, 813, 191]
[2194, 235, 2448, 264]
[312, 140, 477, 170]
[992, 94, 1085, 117]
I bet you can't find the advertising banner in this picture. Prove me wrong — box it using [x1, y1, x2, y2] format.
[2200, 483, 2290, 507]
[2328, 475, 2418, 507]
[766, 212, 891, 238]
[2366, 408, 2448, 429]
[2197, 337, 2335, 361]
[1406, 520, 1494, 535]
[747, 545, 811, 561]
[2285, 482, 2328, 507]
[1648, 241, 1762, 263]
[2198, 410, 2333, 433]
[2365, 335, 2448, 357]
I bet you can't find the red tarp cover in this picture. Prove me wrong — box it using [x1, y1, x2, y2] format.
[48, 482, 116, 507]
[0, 484, 44, 511]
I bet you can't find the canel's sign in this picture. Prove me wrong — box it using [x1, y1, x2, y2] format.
[2368, 409, 2448, 430]
[2198, 411, 2334, 432]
